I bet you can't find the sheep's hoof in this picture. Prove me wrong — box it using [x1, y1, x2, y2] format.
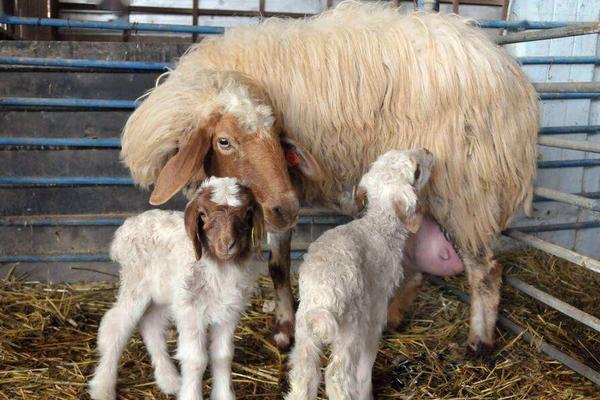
[273, 320, 294, 351]
[466, 339, 496, 361]
[155, 366, 181, 395]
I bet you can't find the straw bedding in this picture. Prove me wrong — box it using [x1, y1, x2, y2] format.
[0, 249, 598, 399]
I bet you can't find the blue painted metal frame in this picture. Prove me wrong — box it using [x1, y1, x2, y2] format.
[0, 251, 306, 263]
[1, 56, 600, 73]
[0, 137, 121, 148]
[0, 15, 224, 34]
[538, 159, 600, 168]
[0, 177, 134, 186]
[540, 125, 600, 134]
[0, 56, 172, 71]
[0, 97, 136, 109]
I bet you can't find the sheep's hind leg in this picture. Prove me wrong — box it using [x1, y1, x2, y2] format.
[464, 254, 502, 357]
[268, 230, 295, 350]
[89, 291, 150, 400]
[139, 304, 181, 395]
[386, 268, 423, 331]
[355, 329, 380, 400]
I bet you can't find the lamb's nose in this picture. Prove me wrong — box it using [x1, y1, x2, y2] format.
[227, 239, 237, 252]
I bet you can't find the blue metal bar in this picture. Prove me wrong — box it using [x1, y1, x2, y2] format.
[540, 125, 600, 135]
[0, 137, 121, 148]
[0, 251, 307, 263]
[0, 215, 348, 227]
[540, 93, 600, 100]
[538, 159, 600, 169]
[0, 97, 136, 109]
[511, 220, 600, 233]
[479, 21, 576, 30]
[534, 192, 600, 202]
[518, 56, 600, 65]
[0, 177, 134, 186]
[0, 56, 172, 71]
[0, 15, 224, 34]
[2, 55, 599, 73]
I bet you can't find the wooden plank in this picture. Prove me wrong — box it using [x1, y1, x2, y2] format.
[0, 71, 158, 99]
[0, 187, 186, 216]
[0, 40, 187, 62]
[0, 149, 126, 177]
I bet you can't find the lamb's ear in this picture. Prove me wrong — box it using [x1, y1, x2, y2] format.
[251, 202, 266, 261]
[281, 137, 323, 182]
[184, 200, 204, 260]
[394, 201, 423, 234]
[150, 116, 219, 205]
[354, 186, 368, 214]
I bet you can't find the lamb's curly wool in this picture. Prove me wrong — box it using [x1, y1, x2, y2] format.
[121, 1, 538, 256]
[89, 178, 261, 400]
[287, 149, 433, 400]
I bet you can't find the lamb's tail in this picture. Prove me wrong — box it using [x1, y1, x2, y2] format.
[286, 308, 339, 400]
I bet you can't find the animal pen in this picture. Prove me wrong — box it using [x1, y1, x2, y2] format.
[0, 0, 599, 398]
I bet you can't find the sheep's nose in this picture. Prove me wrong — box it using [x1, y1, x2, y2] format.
[265, 192, 300, 231]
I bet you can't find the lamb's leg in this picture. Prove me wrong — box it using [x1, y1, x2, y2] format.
[286, 321, 323, 400]
[386, 268, 423, 331]
[268, 230, 295, 350]
[355, 328, 380, 400]
[209, 320, 238, 400]
[175, 307, 208, 400]
[464, 254, 502, 356]
[139, 304, 181, 395]
[89, 292, 150, 400]
[324, 329, 360, 400]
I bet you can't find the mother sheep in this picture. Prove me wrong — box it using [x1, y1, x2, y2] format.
[121, 2, 538, 354]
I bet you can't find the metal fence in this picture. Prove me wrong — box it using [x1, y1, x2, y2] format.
[0, 3, 599, 386]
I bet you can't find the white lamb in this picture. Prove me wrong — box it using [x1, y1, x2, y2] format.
[286, 149, 434, 400]
[89, 177, 265, 400]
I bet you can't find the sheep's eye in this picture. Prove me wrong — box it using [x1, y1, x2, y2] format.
[218, 137, 232, 150]
[198, 211, 207, 219]
[414, 165, 421, 182]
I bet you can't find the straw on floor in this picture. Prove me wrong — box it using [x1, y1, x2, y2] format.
[0, 249, 599, 399]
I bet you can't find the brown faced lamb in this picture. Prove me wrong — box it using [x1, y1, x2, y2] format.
[89, 177, 264, 400]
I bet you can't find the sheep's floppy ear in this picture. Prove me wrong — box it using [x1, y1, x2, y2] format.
[184, 200, 204, 260]
[251, 202, 266, 261]
[150, 116, 219, 205]
[282, 137, 324, 182]
[394, 201, 423, 234]
[354, 186, 368, 214]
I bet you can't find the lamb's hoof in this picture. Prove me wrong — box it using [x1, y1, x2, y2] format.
[466, 339, 495, 361]
[274, 320, 294, 351]
[88, 378, 116, 400]
[155, 366, 181, 395]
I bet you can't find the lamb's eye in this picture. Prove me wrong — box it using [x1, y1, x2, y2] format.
[198, 211, 207, 219]
[218, 137, 231, 150]
[414, 165, 421, 182]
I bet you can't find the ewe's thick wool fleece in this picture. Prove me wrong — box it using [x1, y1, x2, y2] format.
[121, 1, 538, 255]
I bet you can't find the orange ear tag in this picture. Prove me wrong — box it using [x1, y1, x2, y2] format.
[286, 148, 301, 167]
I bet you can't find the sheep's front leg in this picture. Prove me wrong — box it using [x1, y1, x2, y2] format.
[386, 268, 423, 331]
[209, 320, 238, 400]
[268, 230, 295, 350]
[176, 307, 208, 400]
[464, 255, 502, 356]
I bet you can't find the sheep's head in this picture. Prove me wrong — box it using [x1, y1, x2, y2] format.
[146, 72, 322, 233]
[184, 177, 265, 263]
[355, 149, 433, 233]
